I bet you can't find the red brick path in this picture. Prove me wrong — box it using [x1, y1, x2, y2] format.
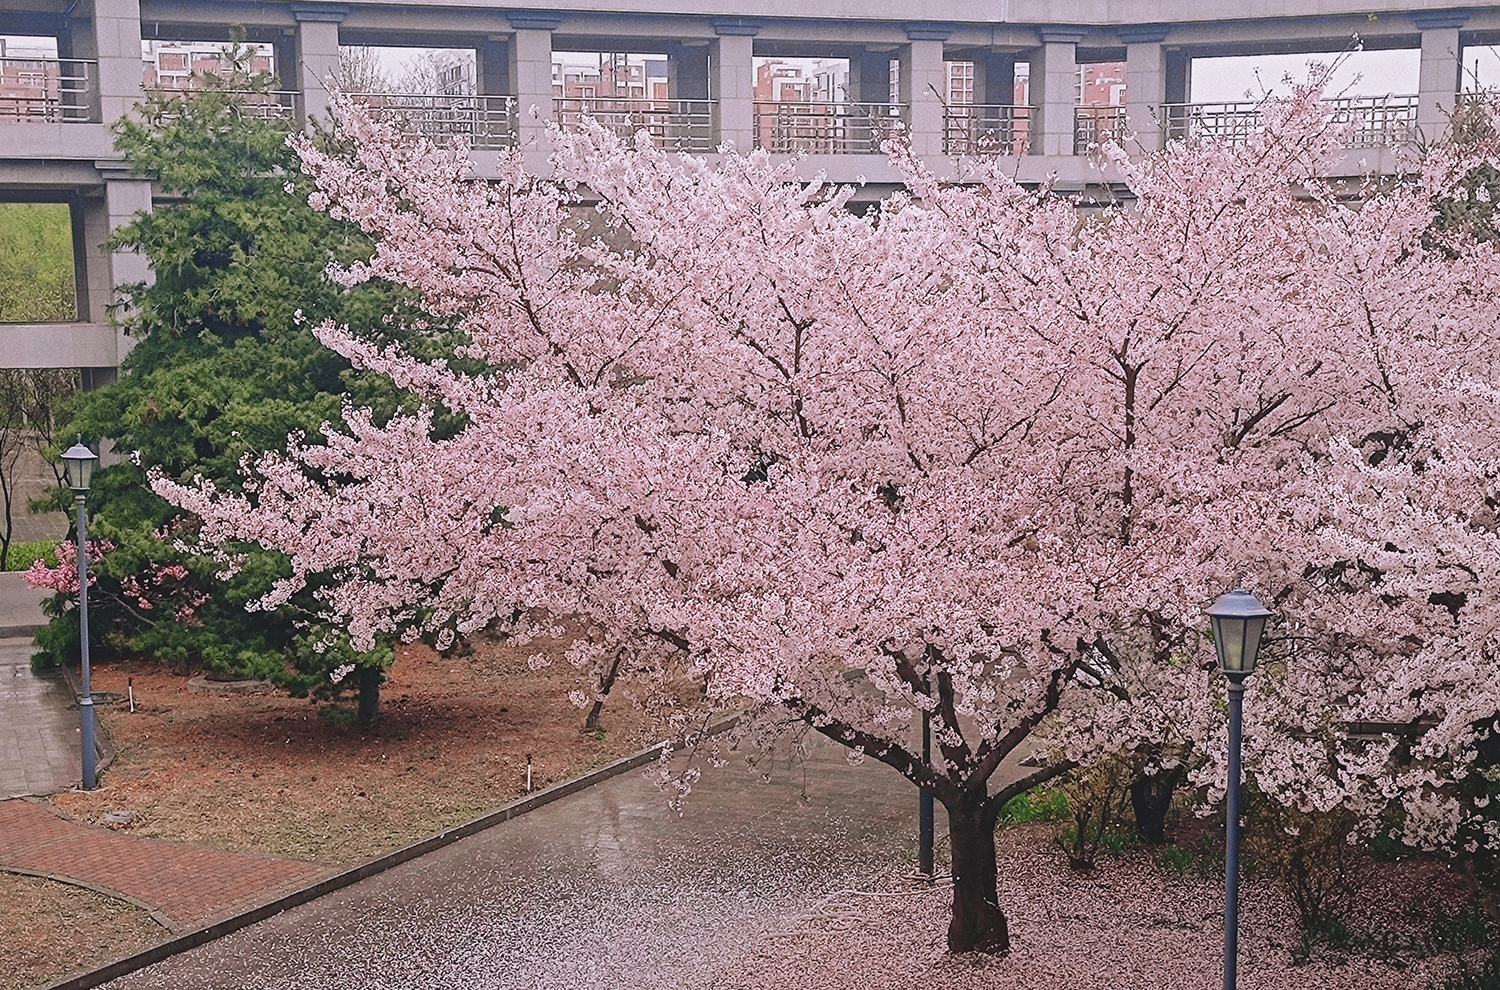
[0, 798, 326, 929]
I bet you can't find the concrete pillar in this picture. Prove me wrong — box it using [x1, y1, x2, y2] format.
[667, 43, 711, 101]
[1032, 27, 1084, 157]
[508, 12, 562, 156]
[76, 166, 152, 364]
[902, 24, 952, 159]
[711, 18, 761, 153]
[849, 50, 894, 105]
[1119, 26, 1171, 154]
[290, 4, 346, 127]
[89, 0, 143, 127]
[1414, 11, 1467, 143]
[974, 52, 1016, 106]
[478, 37, 511, 96]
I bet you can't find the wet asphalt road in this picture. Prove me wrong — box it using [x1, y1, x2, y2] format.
[107, 733, 919, 989]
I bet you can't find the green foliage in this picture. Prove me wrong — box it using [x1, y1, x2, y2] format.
[34, 38, 407, 717]
[996, 787, 1070, 826]
[1152, 843, 1195, 879]
[0, 203, 75, 322]
[2, 540, 59, 571]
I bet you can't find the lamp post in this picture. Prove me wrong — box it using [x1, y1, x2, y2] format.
[61, 441, 98, 790]
[1205, 588, 1273, 990]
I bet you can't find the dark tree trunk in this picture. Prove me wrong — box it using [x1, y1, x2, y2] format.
[946, 799, 1010, 954]
[355, 664, 383, 730]
[1130, 764, 1185, 846]
[582, 650, 624, 733]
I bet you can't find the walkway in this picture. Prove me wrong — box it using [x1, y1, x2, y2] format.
[105, 733, 925, 989]
[0, 799, 326, 930]
[0, 636, 77, 797]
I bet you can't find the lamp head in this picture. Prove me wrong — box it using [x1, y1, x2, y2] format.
[61, 442, 97, 493]
[1205, 588, 1273, 680]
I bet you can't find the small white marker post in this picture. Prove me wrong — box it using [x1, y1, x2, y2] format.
[526, 754, 533, 792]
[127, 677, 135, 714]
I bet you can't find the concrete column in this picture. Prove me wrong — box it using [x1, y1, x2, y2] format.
[849, 50, 894, 105]
[711, 18, 761, 153]
[667, 43, 711, 101]
[89, 0, 143, 127]
[290, 4, 346, 127]
[508, 12, 562, 156]
[1414, 11, 1467, 142]
[974, 52, 1016, 106]
[478, 38, 511, 96]
[76, 166, 152, 364]
[1119, 26, 1171, 154]
[902, 24, 952, 159]
[1032, 27, 1085, 157]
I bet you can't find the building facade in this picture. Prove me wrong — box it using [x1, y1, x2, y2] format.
[0, 0, 1489, 375]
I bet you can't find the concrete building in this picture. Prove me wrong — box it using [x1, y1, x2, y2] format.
[0, 0, 1489, 377]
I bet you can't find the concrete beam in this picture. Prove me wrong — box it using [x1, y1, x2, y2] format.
[0, 324, 121, 370]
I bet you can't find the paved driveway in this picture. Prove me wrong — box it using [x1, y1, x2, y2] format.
[108, 732, 921, 989]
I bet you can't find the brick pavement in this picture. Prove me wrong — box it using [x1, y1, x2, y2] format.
[0, 799, 328, 930]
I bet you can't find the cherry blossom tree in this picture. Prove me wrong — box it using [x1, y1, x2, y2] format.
[157, 91, 1500, 953]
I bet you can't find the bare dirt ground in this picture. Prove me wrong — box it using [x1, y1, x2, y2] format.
[47, 635, 651, 865]
[0, 872, 166, 990]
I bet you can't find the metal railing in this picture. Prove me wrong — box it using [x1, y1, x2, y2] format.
[347, 93, 518, 150]
[942, 104, 1032, 156]
[1074, 105, 1127, 154]
[0, 58, 95, 123]
[555, 97, 715, 152]
[227, 90, 300, 120]
[753, 101, 904, 155]
[1163, 95, 1419, 149]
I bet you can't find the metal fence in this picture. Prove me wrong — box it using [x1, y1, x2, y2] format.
[347, 93, 518, 150]
[0, 59, 95, 123]
[753, 101, 904, 155]
[942, 104, 1032, 156]
[1073, 105, 1128, 154]
[554, 97, 715, 152]
[1163, 95, 1419, 148]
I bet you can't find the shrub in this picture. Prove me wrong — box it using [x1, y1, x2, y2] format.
[3, 540, 59, 572]
[1055, 755, 1132, 871]
[996, 787, 1070, 826]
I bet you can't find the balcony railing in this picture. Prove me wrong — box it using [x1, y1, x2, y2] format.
[347, 93, 518, 150]
[943, 105, 1031, 156]
[1163, 95, 1419, 149]
[753, 101, 904, 155]
[227, 90, 300, 120]
[1074, 105, 1127, 154]
[555, 97, 715, 153]
[0, 58, 95, 123]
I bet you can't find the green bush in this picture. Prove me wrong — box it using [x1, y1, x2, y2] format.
[996, 787, 1070, 825]
[2, 540, 60, 571]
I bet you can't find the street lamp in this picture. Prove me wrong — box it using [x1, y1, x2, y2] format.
[61, 441, 98, 790]
[1205, 587, 1273, 990]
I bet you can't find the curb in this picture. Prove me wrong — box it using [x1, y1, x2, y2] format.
[58, 663, 116, 777]
[0, 623, 45, 638]
[40, 713, 739, 990]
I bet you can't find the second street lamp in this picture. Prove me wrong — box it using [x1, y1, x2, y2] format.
[1205, 587, 1273, 990]
[61, 441, 99, 790]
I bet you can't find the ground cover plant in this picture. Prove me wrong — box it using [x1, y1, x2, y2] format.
[160, 86, 1500, 955]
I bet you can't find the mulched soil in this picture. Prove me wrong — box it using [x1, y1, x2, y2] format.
[46, 633, 651, 865]
[0, 872, 166, 990]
